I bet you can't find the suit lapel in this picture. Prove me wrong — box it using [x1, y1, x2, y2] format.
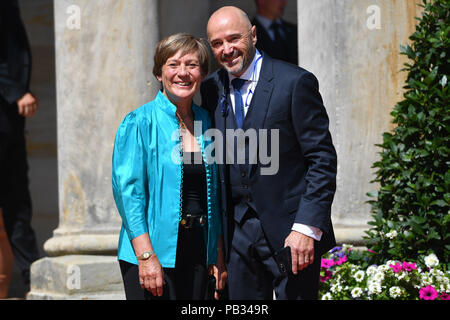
[243, 54, 274, 175]
[214, 56, 274, 175]
[244, 54, 274, 132]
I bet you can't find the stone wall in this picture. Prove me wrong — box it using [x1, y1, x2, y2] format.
[297, 0, 423, 243]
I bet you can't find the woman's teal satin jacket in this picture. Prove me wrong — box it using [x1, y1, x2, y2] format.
[112, 91, 222, 267]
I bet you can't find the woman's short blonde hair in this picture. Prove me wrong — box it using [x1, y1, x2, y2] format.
[153, 33, 209, 78]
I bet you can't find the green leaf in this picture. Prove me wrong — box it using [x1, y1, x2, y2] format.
[432, 199, 449, 207]
[364, 0, 449, 264]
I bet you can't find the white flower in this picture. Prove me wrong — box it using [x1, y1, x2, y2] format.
[373, 272, 385, 282]
[330, 284, 342, 294]
[386, 230, 398, 239]
[424, 253, 439, 268]
[377, 265, 389, 273]
[430, 268, 444, 278]
[395, 272, 406, 280]
[420, 274, 433, 286]
[368, 281, 382, 295]
[389, 286, 403, 299]
[343, 244, 354, 251]
[321, 293, 332, 300]
[351, 287, 363, 298]
[353, 270, 365, 282]
[366, 265, 378, 277]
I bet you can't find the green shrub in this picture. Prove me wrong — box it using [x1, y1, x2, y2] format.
[365, 0, 449, 266]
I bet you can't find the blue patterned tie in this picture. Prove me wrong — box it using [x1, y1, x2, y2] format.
[231, 78, 246, 128]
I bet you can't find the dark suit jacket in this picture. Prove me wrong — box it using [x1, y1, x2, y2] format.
[252, 17, 298, 65]
[0, 0, 31, 132]
[201, 54, 337, 258]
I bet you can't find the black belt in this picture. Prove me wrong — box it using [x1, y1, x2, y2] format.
[180, 213, 207, 229]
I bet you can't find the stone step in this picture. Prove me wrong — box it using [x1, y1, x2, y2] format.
[27, 255, 125, 300]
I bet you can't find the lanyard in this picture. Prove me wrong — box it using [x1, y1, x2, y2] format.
[219, 55, 262, 117]
[220, 53, 263, 117]
[244, 54, 263, 108]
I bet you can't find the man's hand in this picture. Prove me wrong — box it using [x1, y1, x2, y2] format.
[210, 251, 227, 300]
[284, 231, 315, 275]
[17, 92, 38, 118]
[209, 237, 227, 300]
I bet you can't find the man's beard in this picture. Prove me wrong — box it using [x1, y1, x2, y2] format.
[222, 47, 255, 77]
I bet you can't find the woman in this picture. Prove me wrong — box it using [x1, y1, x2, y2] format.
[112, 33, 226, 300]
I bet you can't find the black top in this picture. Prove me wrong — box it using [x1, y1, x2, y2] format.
[182, 151, 207, 216]
[0, 0, 32, 133]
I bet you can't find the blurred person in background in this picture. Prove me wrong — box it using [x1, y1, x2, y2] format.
[0, 0, 40, 298]
[252, 0, 298, 65]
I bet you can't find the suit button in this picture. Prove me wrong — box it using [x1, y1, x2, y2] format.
[241, 171, 246, 177]
[280, 263, 286, 273]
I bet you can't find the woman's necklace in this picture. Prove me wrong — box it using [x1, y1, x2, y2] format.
[176, 111, 185, 223]
[175, 110, 202, 224]
[176, 110, 198, 151]
[175, 111, 187, 130]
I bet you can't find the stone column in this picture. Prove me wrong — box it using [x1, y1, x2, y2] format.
[28, 0, 160, 299]
[297, 0, 422, 245]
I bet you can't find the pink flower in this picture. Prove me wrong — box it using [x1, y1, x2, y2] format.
[440, 293, 450, 300]
[367, 249, 376, 253]
[335, 255, 347, 266]
[320, 270, 333, 282]
[402, 261, 417, 272]
[321, 259, 335, 269]
[419, 285, 439, 300]
[389, 262, 403, 273]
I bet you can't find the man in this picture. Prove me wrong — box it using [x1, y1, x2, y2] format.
[201, 6, 337, 299]
[252, 0, 298, 65]
[0, 0, 40, 296]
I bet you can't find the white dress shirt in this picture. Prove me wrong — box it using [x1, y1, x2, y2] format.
[227, 50, 323, 241]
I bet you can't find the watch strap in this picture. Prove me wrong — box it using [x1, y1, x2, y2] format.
[136, 250, 155, 260]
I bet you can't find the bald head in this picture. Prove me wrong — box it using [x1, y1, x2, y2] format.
[207, 6, 252, 39]
[207, 6, 257, 77]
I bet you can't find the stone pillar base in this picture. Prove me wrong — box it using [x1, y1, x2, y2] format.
[334, 226, 369, 247]
[27, 255, 125, 300]
[43, 232, 119, 256]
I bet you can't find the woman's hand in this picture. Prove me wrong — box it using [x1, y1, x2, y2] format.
[138, 254, 165, 297]
[132, 233, 164, 296]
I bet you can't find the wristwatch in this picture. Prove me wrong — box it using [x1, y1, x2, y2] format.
[136, 251, 154, 260]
